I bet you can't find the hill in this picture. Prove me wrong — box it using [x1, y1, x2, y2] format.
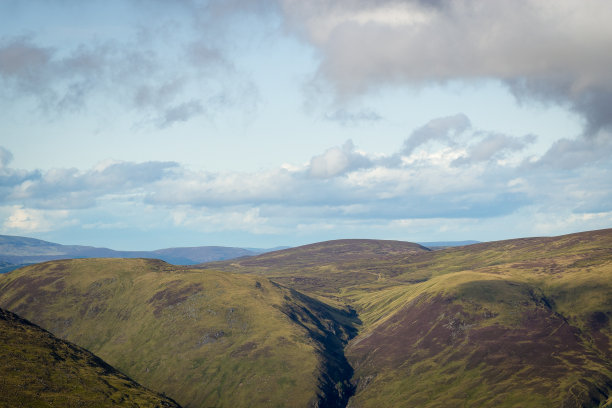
[201, 229, 612, 406]
[200, 239, 430, 294]
[1, 230, 611, 407]
[0, 234, 269, 267]
[0, 306, 180, 407]
[0, 258, 357, 408]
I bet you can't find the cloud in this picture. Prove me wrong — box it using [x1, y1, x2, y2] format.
[2, 155, 178, 209]
[2, 206, 70, 233]
[158, 100, 205, 128]
[402, 113, 471, 155]
[0, 5, 257, 128]
[308, 140, 371, 178]
[0, 36, 153, 113]
[452, 133, 536, 166]
[526, 131, 612, 170]
[278, 0, 612, 135]
[0, 147, 13, 168]
[1, 109, 610, 237]
[324, 108, 382, 125]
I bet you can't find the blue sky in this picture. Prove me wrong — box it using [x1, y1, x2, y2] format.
[1, 0, 611, 250]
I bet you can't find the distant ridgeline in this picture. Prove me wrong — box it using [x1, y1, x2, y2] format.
[0, 234, 281, 272]
[418, 240, 480, 249]
[0, 229, 611, 407]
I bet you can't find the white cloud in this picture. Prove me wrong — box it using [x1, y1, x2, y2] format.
[308, 140, 371, 178]
[0, 108, 610, 240]
[2, 206, 70, 233]
[170, 206, 278, 234]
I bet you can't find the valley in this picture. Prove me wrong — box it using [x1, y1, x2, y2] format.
[0, 229, 611, 407]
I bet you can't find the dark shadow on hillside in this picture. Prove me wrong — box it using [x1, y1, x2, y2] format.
[277, 286, 361, 408]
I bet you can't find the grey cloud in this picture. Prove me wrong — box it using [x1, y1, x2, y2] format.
[187, 42, 231, 71]
[0, 147, 14, 168]
[452, 133, 536, 166]
[0, 7, 253, 126]
[0, 36, 158, 113]
[507, 77, 612, 137]
[527, 134, 612, 170]
[279, 0, 612, 135]
[3, 156, 179, 209]
[133, 79, 187, 109]
[0, 36, 52, 82]
[324, 108, 382, 125]
[158, 100, 205, 128]
[402, 113, 470, 155]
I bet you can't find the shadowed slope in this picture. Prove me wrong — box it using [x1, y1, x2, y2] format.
[0, 307, 180, 408]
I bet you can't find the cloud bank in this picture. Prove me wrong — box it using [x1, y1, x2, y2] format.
[2, 114, 610, 238]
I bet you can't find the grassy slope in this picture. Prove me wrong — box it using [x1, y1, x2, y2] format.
[0, 258, 358, 408]
[342, 229, 612, 407]
[0, 307, 180, 408]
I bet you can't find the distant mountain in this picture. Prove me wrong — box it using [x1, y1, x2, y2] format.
[418, 240, 480, 249]
[0, 306, 181, 407]
[0, 234, 278, 269]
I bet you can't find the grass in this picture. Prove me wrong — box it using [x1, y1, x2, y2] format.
[0, 259, 328, 407]
[0, 307, 180, 408]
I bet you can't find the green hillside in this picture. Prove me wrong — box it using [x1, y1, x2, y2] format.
[0, 229, 611, 407]
[0, 306, 180, 408]
[0, 258, 356, 408]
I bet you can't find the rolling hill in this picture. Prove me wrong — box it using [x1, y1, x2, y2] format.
[0, 306, 180, 407]
[201, 239, 431, 295]
[0, 229, 611, 407]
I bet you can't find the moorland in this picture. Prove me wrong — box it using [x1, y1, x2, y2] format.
[0, 228, 611, 407]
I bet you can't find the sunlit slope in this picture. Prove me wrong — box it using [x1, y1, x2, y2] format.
[0, 258, 357, 408]
[0, 307, 180, 408]
[343, 229, 612, 407]
[201, 239, 430, 294]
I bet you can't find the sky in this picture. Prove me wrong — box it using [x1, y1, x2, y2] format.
[1, 0, 611, 250]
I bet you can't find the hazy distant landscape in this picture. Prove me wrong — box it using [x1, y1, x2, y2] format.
[0, 235, 287, 273]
